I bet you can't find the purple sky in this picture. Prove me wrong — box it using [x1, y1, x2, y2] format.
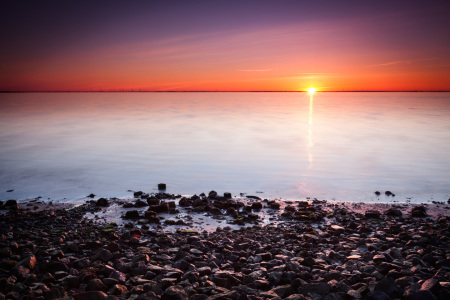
[1, 0, 450, 91]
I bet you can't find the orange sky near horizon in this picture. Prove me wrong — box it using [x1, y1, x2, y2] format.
[1, 1, 450, 92]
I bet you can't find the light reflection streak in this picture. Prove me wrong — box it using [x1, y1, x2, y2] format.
[308, 92, 314, 168]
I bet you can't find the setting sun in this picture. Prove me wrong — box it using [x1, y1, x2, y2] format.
[308, 88, 317, 94]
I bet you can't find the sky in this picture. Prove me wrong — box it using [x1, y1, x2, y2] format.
[1, 0, 450, 92]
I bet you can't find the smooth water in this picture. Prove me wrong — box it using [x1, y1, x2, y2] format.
[0, 92, 449, 203]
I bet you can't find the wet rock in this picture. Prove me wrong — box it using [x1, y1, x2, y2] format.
[134, 191, 143, 197]
[411, 206, 427, 217]
[96, 198, 109, 207]
[5, 199, 18, 208]
[224, 192, 232, 199]
[365, 210, 381, 219]
[208, 190, 218, 198]
[123, 210, 140, 219]
[251, 202, 263, 210]
[385, 208, 402, 217]
[269, 201, 280, 209]
[134, 199, 148, 207]
[149, 202, 169, 213]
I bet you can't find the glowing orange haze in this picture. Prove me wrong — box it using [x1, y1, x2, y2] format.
[1, 5, 450, 92]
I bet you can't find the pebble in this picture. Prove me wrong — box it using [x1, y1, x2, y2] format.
[0, 196, 449, 299]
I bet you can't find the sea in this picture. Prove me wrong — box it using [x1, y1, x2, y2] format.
[0, 92, 449, 204]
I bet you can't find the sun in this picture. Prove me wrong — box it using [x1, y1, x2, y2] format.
[307, 88, 317, 94]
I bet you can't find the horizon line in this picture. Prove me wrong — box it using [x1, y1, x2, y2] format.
[1, 90, 450, 93]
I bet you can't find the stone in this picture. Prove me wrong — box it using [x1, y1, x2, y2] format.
[374, 277, 401, 298]
[109, 284, 128, 296]
[251, 202, 263, 210]
[158, 183, 166, 190]
[87, 279, 108, 292]
[385, 208, 402, 217]
[365, 290, 390, 300]
[411, 206, 427, 217]
[297, 283, 331, 296]
[405, 290, 437, 300]
[96, 198, 109, 207]
[15, 255, 36, 270]
[161, 285, 188, 300]
[5, 200, 18, 209]
[420, 278, 441, 297]
[365, 210, 381, 219]
[74, 291, 108, 300]
[123, 210, 140, 219]
[92, 248, 113, 263]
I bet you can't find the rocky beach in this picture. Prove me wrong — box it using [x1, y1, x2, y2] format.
[1, 191, 449, 300]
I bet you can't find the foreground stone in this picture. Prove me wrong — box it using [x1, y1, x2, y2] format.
[0, 198, 449, 300]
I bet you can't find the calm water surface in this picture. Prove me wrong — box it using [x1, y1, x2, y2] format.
[0, 92, 449, 203]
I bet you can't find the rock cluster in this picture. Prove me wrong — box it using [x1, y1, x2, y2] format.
[0, 198, 449, 300]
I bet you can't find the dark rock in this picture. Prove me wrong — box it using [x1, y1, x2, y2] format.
[134, 191, 143, 197]
[210, 207, 221, 215]
[96, 198, 109, 207]
[375, 191, 381, 196]
[147, 197, 160, 205]
[251, 202, 263, 210]
[247, 195, 261, 200]
[87, 279, 108, 292]
[365, 290, 391, 300]
[87, 194, 96, 198]
[123, 210, 140, 219]
[74, 291, 108, 300]
[158, 183, 166, 190]
[420, 278, 441, 297]
[365, 210, 381, 219]
[374, 277, 401, 298]
[405, 290, 437, 300]
[411, 206, 427, 217]
[149, 202, 169, 213]
[15, 255, 36, 270]
[224, 192, 232, 199]
[385, 208, 402, 217]
[109, 284, 128, 296]
[300, 256, 315, 267]
[92, 248, 113, 263]
[297, 283, 331, 296]
[161, 285, 188, 300]
[385, 191, 393, 196]
[269, 201, 280, 209]
[5, 200, 18, 207]
[134, 199, 148, 207]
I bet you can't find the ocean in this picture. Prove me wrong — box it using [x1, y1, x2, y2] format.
[0, 92, 449, 204]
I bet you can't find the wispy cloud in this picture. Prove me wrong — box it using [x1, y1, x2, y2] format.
[370, 58, 437, 67]
[370, 60, 411, 67]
